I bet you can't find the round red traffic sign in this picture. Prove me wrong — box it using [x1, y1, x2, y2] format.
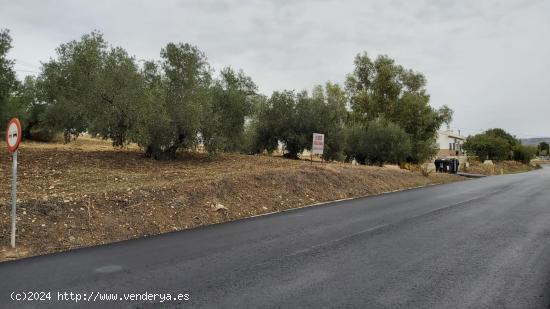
[6, 118, 22, 153]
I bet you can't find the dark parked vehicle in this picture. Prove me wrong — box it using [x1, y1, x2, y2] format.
[434, 158, 459, 174]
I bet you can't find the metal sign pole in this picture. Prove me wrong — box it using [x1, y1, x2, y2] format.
[11, 150, 17, 248]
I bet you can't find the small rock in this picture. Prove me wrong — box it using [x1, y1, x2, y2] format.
[213, 203, 228, 211]
[68, 236, 76, 242]
[262, 206, 268, 210]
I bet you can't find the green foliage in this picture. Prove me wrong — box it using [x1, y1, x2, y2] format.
[463, 128, 530, 163]
[263, 90, 300, 157]
[463, 131, 511, 161]
[249, 84, 348, 160]
[512, 144, 536, 164]
[344, 119, 411, 165]
[240, 94, 269, 154]
[38, 32, 145, 146]
[537, 142, 549, 155]
[8, 76, 57, 141]
[87, 47, 144, 147]
[484, 128, 518, 150]
[39, 31, 107, 142]
[343, 122, 368, 163]
[130, 43, 212, 159]
[363, 119, 411, 166]
[202, 67, 257, 153]
[0, 29, 20, 127]
[345, 53, 452, 163]
[312, 82, 348, 161]
[0, 38, 55, 141]
[0, 30, 474, 166]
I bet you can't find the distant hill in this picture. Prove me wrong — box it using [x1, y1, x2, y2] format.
[520, 137, 550, 146]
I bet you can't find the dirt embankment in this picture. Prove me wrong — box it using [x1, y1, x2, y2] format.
[1, 138, 463, 261]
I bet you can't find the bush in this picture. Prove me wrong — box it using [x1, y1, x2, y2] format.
[345, 119, 411, 166]
[512, 145, 537, 164]
[463, 133, 510, 161]
[344, 122, 368, 163]
[363, 119, 412, 166]
[27, 126, 59, 142]
[537, 142, 549, 156]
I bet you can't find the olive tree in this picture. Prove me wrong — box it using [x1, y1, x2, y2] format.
[345, 118, 411, 165]
[0, 29, 20, 126]
[131, 43, 211, 159]
[39, 31, 106, 142]
[201, 67, 257, 153]
[87, 47, 144, 147]
[346, 53, 452, 163]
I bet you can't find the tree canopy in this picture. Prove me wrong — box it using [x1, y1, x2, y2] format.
[346, 53, 452, 163]
[464, 128, 534, 163]
[0, 29, 20, 125]
[1, 30, 459, 165]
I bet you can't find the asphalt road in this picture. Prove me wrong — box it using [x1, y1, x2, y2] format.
[2, 167, 550, 308]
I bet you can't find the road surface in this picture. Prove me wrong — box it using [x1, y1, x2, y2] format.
[1, 167, 550, 308]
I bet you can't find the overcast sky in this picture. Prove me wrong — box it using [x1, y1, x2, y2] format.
[2, 0, 549, 137]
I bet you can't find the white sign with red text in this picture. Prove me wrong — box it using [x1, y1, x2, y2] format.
[312, 133, 324, 155]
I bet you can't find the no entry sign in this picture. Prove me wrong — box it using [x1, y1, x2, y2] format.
[6, 118, 22, 153]
[5, 118, 22, 248]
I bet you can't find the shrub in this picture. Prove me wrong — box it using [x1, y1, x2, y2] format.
[345, 119, 411, 166]
[512, 144, 537, 164]
[537, 142, 549, 156]
[463, 133, 510, 161]
[362, 119, 412, 166]
[344, 122, 368, 163]
[27, 126, 59, 142]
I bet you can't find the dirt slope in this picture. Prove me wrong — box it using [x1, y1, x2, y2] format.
[0, 138, 462, 261]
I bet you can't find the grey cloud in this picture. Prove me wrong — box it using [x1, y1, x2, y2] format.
[1, 0, 549, 137]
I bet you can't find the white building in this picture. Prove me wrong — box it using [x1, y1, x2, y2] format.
[436, 129, 466, 157]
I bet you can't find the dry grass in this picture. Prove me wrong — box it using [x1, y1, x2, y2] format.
[1, 137, 464, 261]
[464, 160, 537, 175]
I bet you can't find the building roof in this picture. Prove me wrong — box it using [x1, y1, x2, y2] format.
[439, 129, 466, 140]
